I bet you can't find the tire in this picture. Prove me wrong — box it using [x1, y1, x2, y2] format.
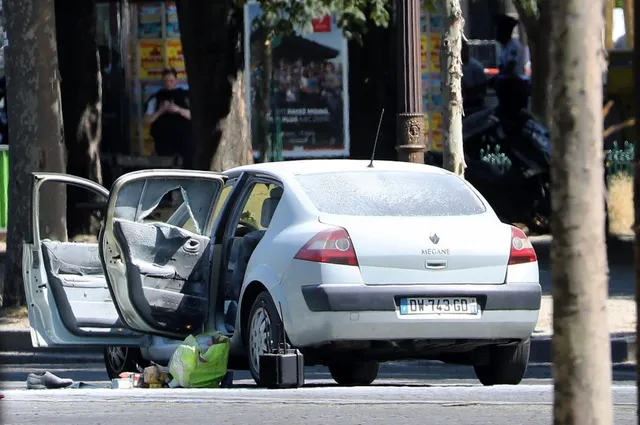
[103, 347, 150, 380]
[244, 291, 285, 385]
[473, 338, 530, 386]
[328, 360, 380, 386]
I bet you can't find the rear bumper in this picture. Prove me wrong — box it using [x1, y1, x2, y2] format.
[288, 310, 539, 346]
[300, 282, 541, 312]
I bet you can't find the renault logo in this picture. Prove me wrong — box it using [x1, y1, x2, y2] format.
[429, 233, 440, 244]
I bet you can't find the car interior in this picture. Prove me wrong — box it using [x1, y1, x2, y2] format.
[223, 184, 283, 332]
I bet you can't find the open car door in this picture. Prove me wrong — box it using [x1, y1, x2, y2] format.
[100, 170, 226, 339]
[23, 173, 149, 347]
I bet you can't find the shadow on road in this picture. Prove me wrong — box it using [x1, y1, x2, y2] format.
[1, 361, 635, 390]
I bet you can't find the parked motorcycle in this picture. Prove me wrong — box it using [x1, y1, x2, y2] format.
[429, 76, 552, 233]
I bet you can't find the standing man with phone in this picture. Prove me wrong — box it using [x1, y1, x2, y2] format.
[144, 67, 193, 168]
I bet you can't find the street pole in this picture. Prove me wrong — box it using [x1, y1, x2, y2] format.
[396, 0, 425, 163]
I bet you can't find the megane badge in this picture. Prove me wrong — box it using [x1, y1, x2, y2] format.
[429, 233, 440, 244]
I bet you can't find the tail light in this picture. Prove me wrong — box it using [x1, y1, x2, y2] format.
[508, 226, 537, 265]
[294, 226, 358, 266]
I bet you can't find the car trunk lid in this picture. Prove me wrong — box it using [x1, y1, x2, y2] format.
[319, 214, 511, 285]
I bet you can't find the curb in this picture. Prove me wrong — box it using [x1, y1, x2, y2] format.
[0, 352, 104, 365]
[530, 335, 636, 364]
[0, 329, 104, 363]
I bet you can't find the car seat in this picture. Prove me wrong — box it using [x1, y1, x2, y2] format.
[224, 187, 283, 331]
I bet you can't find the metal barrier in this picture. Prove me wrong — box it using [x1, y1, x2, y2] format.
[0, 145, 7, 229]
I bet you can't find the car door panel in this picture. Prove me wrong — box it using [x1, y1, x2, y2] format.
[111, 219, 211, 333]
[40, 240, 127, 331]
[101, 170, 226, 339]
[23, 173, 149, 347]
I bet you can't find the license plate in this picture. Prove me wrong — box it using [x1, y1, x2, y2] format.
[399, 297, 479, 315]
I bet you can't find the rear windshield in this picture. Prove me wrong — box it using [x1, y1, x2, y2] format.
[296, 170, 486, 217]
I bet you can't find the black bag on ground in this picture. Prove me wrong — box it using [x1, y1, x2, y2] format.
[259, 323, 304, 389]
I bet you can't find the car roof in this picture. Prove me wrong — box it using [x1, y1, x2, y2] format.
[226, 159, 451, 179]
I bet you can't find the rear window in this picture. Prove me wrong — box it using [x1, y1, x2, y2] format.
[296, 170, 486, 217]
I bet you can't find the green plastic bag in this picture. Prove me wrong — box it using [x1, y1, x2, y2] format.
[169, 331, 230, 388]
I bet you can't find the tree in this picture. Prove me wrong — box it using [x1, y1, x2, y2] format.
[549, 0, 613, 422]
[55, 0, 103, 239]
[176, 0, 390, 171]
[2, 0, 67, 306]
[439, 0, 466, 176]
[513, 0, 552, 129]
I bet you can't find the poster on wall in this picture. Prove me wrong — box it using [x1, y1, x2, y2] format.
[420, 3, 444, 151]
[244, 2, 350, 158]
[166, 2, 180, 38]
[138, 40, 165, 79]
[165, 40, 186, 77]
[138, 4, 163, 39]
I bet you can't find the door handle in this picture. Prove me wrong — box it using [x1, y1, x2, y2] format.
[425, 260, 448, 270]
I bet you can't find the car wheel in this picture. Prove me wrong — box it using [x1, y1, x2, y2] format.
[473, 338, 530, 386]
[245, 291, 284, 385]
[103, 347, 150, 380]
[328, 360, 380, 386]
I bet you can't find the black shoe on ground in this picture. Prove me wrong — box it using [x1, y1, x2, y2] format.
[26, 371, 74, 389]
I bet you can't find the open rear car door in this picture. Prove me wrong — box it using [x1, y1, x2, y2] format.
[100, 170, 226, 339]
[23, 173, 149, 347]
[23, 170, 227, 347]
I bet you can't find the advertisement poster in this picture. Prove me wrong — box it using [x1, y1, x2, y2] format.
[420, 3, 444, 152]
[244, 2, 350, 158]
[138, 40, 165, 79]
[165, 40, 186, 77]
[137, 4, 163, 39]
[166, 2, 180, 38]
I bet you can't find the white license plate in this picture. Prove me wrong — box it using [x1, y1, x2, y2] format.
[399, 297, 479, 315]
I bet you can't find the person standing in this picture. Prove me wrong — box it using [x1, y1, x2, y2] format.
[461, 37, 488, 115]
[144, 67, 193, 168]
[495, 14, 526, 77]
[493, 14, 530, 115]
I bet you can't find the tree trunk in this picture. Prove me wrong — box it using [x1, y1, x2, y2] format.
[549, 0, 613, 423]
[528, 7, 552, 128]
[513, 0, 553, 129]
[55, 0, 103, 239]
[440, 0, 466, 176]
[176, 0, 252, 171]
[2, 0, 67, 307]
[624, 0, 634, 49]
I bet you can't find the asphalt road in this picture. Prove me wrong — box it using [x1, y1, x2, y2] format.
[1, 361, 637, 424]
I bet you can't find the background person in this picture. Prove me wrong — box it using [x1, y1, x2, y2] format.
[144, 67, 193, 167]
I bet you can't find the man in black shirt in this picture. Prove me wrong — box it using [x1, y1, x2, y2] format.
[144, 68, 193, 167]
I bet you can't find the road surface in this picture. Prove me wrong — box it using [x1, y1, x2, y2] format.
[1, 361, 636, 424]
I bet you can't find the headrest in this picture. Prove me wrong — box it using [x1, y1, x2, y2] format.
[260, 187, 283, 228]
[270, 187, 284, 199]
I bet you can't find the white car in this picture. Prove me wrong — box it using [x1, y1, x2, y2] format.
[23, 159, 541, 386]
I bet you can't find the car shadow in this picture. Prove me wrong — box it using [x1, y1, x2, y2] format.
[1, 360, 634, 390]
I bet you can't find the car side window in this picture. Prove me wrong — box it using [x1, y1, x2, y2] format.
[237, 182, 283, 232]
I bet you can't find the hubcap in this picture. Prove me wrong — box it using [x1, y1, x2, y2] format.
[106, 347, 127, 372]
[249, 306, 272, 374]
